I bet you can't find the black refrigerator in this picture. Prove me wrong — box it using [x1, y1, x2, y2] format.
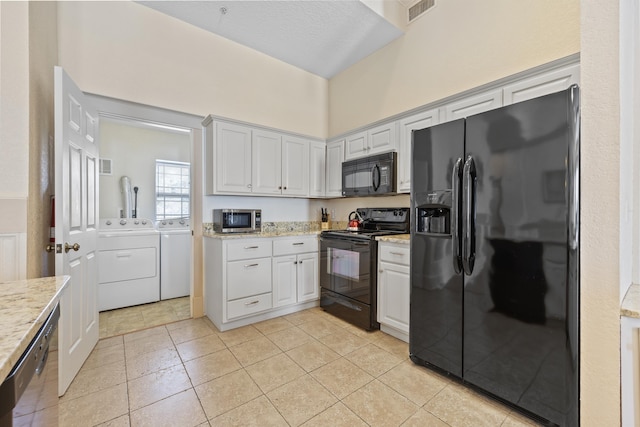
[409, 86, 579, 426]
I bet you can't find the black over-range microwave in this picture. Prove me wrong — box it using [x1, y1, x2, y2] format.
[342, 151, 397, 197]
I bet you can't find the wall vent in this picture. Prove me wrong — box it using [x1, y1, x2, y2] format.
[409, 0, 435, 22]
[99, 158, 112, 175]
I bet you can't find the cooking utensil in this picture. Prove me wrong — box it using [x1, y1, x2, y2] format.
[348, 211, 363, 231]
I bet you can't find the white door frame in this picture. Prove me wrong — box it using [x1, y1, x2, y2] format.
[85, 94, 204, 317]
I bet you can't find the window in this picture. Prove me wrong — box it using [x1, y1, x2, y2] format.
[156, 160, 190, 220]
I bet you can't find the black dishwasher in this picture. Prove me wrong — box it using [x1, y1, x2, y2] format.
[0, 303, 60, 426]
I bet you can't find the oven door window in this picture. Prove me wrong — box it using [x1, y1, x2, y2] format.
[321, 239, 371, 304]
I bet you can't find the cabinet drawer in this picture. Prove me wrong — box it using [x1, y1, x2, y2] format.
[227, 258, 272, 300]
[273, 237, 318, 256]
[379, 244, 410, 265]
[227, 293, 272, 320]
[226, 240, 272, 261]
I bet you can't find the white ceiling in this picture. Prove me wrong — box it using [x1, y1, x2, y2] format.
[137, 1, 406, 79]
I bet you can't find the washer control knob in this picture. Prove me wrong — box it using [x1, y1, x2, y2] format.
[142, 220, 148, 225]
[106, 220, 112, 226]
[168, 220, 173, 225]
[134, 220, 140, 225]
[179, 219, 185, 225]
[120, 219, 127, 226]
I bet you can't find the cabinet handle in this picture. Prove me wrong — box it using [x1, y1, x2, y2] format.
[244, 263, 259, 268]
[293, 242, 304, 246]
[380, 269, 384, 273]
[279, 186, 282, 190]
[294, 261, 298, 265]
[247, 184, 252, 188]
[244, 246, 259, 249]
[284, 186, 287, 190]
[390, 251, 405, 256]
[245, 300, 260, 306]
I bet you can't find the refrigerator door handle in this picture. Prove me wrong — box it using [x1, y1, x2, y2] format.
[451, 157, 463, 274]
[462, 155, 476, 275]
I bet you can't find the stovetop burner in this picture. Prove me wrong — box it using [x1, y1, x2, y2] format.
[321, 207, 409, 241]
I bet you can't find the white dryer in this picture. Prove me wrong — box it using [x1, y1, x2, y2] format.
[157, 218, 191, 300]
[98, 218, 160, 311]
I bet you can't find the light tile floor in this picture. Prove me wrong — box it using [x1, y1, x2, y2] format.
[54, 304, 542, 427]
[99, 297, 191, 339]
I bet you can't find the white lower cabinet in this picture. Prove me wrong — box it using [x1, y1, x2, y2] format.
[272, 236, 319, 307]
[205, 235, 319, 331]
[377, 242, 410, 342]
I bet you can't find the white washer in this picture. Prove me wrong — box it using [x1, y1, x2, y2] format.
[158, 218, 191, 300]
[98, 218, 160, 311]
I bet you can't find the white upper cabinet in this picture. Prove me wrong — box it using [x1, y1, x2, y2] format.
[325, 139, 345, 198]
[282, 135, 309, 196]
[309, 141, 326, 197]
[443, 89, 503, 122]
[204, 117, 316, 197]
[345, 122, 397, 160]
[214, 121, 253, 194]
[503, 63, 580, 105]
[252, 129, 283, 195]
[397, 108, 440, 193]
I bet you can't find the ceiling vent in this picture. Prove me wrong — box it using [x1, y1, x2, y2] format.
[408, 0, 435, 23]
[99, 158, 112, 175]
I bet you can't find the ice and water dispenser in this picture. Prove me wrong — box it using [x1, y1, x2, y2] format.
[415, 190, 452, 235]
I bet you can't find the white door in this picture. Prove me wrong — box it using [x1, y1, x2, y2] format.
[297, 253, 319, 302]
[252, 129, 282, 194]
[282, 135, 309, 196]
[215, 121, 252, 193]
[54, 66, 100, 396]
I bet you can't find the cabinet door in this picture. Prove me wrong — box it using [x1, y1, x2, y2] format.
[252, 129, 282, 195]
[503, 63, 580, 105]
[443, 89, 502, 122]
[272, 255, 297, 307]
[344, 131, 367, 160]
[325, 140, 345, 197]
[368, 122, 397, 156]
[282, 135, 309, 196]
[378, 260, 410, 335]
[398, 109, 439, 193]
[297, 252, 319, 302]
[215, 121, 252, 193]
[309, 141, 326, 197]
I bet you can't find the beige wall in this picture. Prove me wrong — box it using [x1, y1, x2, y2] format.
[0, 2, 57, 278]
[56, 1, 328, 139]
[581, 0, 621, 425]
[28, 1, 58, 277]
[329, 0, 580, 136]
[0, 2, 29, 200]
[99, 120, 190, 220]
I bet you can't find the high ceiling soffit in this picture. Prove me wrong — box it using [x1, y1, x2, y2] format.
[137, 0, 407, 79]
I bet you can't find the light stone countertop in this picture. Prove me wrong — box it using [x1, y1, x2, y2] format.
[622, 283, 640, 318]
[0, 275, 70, 381]
[203, 230, 323, 239]
[376, 234, 410, 244]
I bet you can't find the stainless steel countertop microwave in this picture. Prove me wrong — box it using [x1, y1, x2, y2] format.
[213, 209, 262, 233]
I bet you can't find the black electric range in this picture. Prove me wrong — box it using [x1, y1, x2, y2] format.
[319, 208, 409, 330]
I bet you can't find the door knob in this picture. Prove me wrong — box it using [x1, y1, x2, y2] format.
[45, 244, 62, 253]
[64, 242, 80, 253]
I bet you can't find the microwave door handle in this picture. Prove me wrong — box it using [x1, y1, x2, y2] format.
[372, 164, 381, 191]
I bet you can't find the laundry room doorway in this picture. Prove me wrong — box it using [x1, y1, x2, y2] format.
[87, 94, 204, 335]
